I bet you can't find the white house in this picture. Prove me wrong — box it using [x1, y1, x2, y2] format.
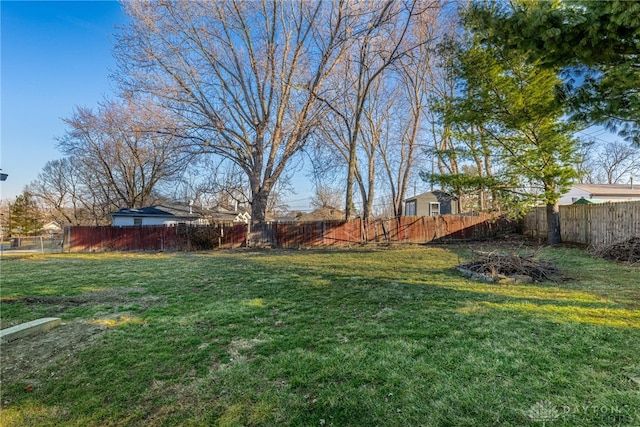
[558, 183, 640, 205]
[110, 204, 208, 226]
[110, 203, 251, 226]
[42, 221, 63, 236]
[209, 205, 251, 225]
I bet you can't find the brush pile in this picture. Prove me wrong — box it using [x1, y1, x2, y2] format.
[457, 251, 561, 283]
[590, 237, 640, 264]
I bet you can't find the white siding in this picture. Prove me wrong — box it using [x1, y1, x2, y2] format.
[112, 216, 182, 226]
[558, 187, 590, 205]
[113, 217, 136, 226]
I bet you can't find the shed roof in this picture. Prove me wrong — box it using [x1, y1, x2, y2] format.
[405, 190, 458, 202]
[572, 197, 604, 204]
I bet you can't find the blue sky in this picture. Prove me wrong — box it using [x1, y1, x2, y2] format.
[1, 0, 126, 201]
[0, 0, 319, 211]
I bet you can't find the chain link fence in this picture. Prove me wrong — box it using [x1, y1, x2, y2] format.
[1, 235, 64, 253]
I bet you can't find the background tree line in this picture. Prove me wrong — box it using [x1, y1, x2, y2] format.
[13, 0, 638, 244]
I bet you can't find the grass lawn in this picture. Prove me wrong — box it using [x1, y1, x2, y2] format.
[1, 246, 639, 426]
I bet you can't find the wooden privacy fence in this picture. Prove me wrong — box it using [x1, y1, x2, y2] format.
[256, 214, 514, 248]
[63, 224, 247, 252]
[64, 213, 514, 252]
[523, 201, 640, 245]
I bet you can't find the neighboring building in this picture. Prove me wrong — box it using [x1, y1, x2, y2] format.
[42, 221, 63, 236]
[297, 206, 345, 221]
[111, 204, 206, 226]
[558, 183, 640, 205]
[209, 205, 251, 225]
[404, 191, 459, 217]
[110, 203, 251, 226]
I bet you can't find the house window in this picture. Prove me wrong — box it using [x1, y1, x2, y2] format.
[405, 201, 417, 216]
[133, 217, 142, 226]
[429, 202, 440, 216]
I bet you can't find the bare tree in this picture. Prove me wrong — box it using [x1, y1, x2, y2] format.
[116, 0, 353, 224]
[56, 96, 191, 211]
[173, 157, 251, 209]
[28, 158, 92, 226]
[310, 185, 344, 210]
[378, 6, 442, 217]
[311, 0, 433, 220]
[591, 140, 640, 184]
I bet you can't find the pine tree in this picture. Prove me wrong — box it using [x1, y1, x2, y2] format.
[467, 0, 640, 144]
[436, 19, 579, 244]
[9, 192, 43, 236]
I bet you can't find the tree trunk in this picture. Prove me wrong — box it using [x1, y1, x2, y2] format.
[546, 202, 561, 245]
[247, 189, 272, 247]
[251, 190, 269, 224]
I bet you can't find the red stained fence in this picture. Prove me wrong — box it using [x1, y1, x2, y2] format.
[63, 224, 247, 252]
[64, 213, 515, 252]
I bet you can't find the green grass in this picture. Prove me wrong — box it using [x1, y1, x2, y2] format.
[1, 246, 639, 426]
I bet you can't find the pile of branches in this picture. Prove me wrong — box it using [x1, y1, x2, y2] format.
[457, 251, 561, 283]
[590, 237, 640, 264]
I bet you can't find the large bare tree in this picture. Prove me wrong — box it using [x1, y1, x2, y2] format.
[56, 96, 190, 211]
[116, 0, 352, 224]
[28, 158, 95, 226]
[591, 140, 640, 185]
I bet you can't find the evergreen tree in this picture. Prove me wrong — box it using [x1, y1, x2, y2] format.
[432, 14, 580, 244]
[9, 191, 43, 235]
[467, 0, 640, 144]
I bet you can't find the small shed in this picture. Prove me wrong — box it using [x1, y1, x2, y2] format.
[572, 197, 604, 205]
[404, 191, 459, 217]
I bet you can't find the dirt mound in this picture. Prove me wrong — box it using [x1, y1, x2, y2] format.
[457, 251, 561, 283]
[590, 237, 640, 264]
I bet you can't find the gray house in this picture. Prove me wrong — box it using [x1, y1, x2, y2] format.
[404, 191, 459, 217]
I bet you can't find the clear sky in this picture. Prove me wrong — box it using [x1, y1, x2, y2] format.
[1, 0, 127, 201]
[1, 1, 626, 211]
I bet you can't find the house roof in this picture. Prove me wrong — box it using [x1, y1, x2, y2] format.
[42, 221, 63, 231]
[110, 203, 251, 222]
[405, 190, 458, 202]
[298, 206, 345, 221]
[110, 204, 202, 219]
[573, 184, 640, 197]
[209, 206, 251, 222]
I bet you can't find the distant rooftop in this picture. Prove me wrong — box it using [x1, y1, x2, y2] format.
[573, 183, 640, 196]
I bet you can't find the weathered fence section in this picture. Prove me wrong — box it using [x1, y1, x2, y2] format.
[523, 201, 640, 245]
[64, 224, 247, 252]
[245, 213, 511, 248]
[65, 213, 514, 252]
